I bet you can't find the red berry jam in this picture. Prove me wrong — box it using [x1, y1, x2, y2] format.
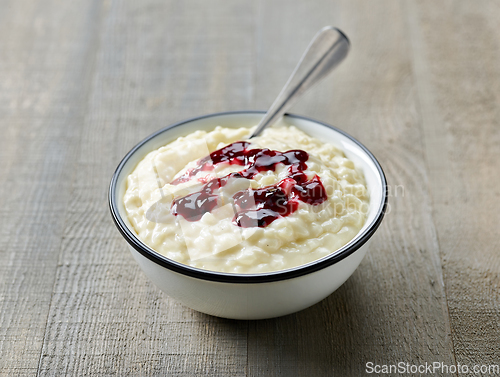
[170, 141, 327, 227]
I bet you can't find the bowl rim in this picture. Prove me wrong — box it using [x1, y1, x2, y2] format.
[109, 110, 388, 284]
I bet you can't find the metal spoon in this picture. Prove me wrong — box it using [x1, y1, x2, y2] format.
[250, 26, 350, 138]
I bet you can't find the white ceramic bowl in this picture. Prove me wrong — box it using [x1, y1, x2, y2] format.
[109, 111, 387, 320]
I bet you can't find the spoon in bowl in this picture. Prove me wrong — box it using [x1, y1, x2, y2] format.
[146, 27, 349, 223]
[250, 26, 350, 138]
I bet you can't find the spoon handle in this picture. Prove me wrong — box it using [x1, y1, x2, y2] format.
[250, 26, 350, 138]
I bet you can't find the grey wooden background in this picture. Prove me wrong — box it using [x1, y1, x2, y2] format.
[1, 0, 499, 376]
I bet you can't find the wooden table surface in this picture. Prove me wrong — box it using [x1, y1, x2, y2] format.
[1, 1, 499, 376]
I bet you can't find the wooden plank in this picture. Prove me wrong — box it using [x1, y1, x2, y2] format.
[248, 0, 456, 375]
[0, 1, 104, 376]
[37, 1, 255, 375]
[406, 0, 500, 369]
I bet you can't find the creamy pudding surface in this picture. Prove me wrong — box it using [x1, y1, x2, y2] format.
[123, 124, 369, 273]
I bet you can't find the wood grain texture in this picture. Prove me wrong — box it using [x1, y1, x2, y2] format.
[0, 1, 103, 376]
[406, 0, 500, 370]
[37, 1, 254, 376]
[248, 0, 455, 375]
[0, 0, 498, 376]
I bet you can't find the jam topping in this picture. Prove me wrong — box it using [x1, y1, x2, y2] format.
[170, 141, 251, 185]
[170, 141, 327, 227]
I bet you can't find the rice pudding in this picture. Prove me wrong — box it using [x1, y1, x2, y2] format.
[123, 125, 369, 273]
